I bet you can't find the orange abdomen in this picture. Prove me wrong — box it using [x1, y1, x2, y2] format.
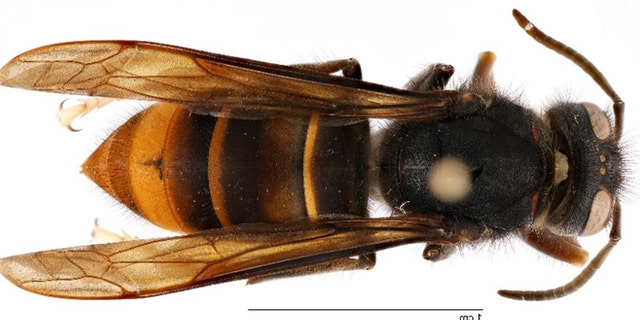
[83, 103, 370, 233]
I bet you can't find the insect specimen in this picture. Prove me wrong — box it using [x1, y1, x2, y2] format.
[0, 9, 624, 301]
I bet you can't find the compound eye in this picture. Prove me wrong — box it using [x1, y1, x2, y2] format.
[582, 188, 614, 236]
[584, 102, 612, 141]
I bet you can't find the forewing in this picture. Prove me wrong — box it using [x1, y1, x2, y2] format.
[0, 215, 476, 299]
[0, 41, 465, 119]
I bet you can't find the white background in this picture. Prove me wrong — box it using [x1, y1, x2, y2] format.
[0, 1, 637, 319]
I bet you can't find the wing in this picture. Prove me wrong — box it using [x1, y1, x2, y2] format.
[0, 215, 482, 299]
[0, 41, 475, 119]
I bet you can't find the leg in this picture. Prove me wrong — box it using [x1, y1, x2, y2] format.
[405, 63, 454, 92]
[519, 226, 588, 266]
[468, 51, 496, 96]
[247, 253, 376, 284]
[422, 243, 456, 262]
[291, 58, 362, 80]
[91, 219, 137, 243]
[58, 97, 117, 131]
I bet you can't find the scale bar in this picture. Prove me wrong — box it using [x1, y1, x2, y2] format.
[249, 308, 483, 312]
